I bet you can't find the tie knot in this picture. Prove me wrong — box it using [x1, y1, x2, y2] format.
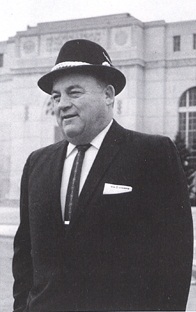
[76, 144, 91, 152]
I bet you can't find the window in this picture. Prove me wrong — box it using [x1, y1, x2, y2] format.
[179, 87, 196, 168]
[0, 54, 3, 67]
[193, 34, 196, 50]
[173, 36, 181, 52]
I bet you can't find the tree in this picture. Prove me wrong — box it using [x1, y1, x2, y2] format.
[174, 132, 196, 206]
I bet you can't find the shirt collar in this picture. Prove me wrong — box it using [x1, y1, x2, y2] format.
[66, 119, 113, 157]
[91, 119, 113, 150]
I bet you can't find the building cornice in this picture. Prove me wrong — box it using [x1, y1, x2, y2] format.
[0, 74, 12, 82]
[10, 58, 146, 75]
[144, 20, 166, 28]
[145, 58, 196, 69]
[114, 59, 145, 67]
[10, 67, 47, 75]
[7, 13, 143, 41]
[166, 58, 196, 68]
[9, 57, 196, 75]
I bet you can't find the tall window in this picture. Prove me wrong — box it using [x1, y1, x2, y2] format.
[193, 34, 196, 50]
[173, 35, 181, 52]
[179, 87, 196, 168]
[0, 54, 3, 67]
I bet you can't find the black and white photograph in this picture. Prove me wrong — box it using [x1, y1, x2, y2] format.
[0, 1, 196, 311]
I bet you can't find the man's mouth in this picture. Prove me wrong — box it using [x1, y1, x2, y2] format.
[62, 114, 77, 120]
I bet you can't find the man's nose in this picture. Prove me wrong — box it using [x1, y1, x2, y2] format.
[58, 96, 72, 109]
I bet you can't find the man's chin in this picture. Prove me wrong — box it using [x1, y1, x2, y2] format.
[62, 127, 83, 143]
[61, 123, 80, 135]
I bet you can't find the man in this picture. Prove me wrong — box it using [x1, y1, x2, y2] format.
[13, 39, 193, 312]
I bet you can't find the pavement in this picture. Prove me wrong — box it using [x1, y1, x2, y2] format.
[0, 206, 196, 312]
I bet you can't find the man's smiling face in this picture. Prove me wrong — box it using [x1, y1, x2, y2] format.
[51, 72, 114, 145]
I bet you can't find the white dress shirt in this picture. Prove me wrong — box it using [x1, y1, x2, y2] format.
[60, 119, 113, 218]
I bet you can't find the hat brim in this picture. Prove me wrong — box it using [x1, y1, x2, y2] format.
[37, 65, 126, 95]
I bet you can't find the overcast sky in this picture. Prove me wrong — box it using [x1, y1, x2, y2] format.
[1, 0, 196, 41]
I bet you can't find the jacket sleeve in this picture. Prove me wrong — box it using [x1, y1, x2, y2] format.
[12, 157, 33, 312]
[161, 137, 193, 311]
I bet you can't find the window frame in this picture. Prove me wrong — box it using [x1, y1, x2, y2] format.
[193, 34, 196, 50]
[0, 53, 3, 67]
[173, 35, 181, 52]
[179, 87, 196, 168]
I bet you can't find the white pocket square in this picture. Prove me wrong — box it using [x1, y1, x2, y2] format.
[103, 183, 133, 195]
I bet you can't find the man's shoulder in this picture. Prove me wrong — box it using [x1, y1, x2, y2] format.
[33, 140, 66, 153]
[27, 140, 67, 164]
[113, 120, 170, 142]
[122, 127, 172, 148]
[110, 120, 174, 153]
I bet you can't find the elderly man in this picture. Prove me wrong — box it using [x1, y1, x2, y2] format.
[13, 39, 193, 312]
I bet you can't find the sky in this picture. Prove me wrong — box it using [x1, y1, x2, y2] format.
[0, 0, 196, 42]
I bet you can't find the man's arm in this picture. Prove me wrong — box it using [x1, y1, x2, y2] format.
[12, 159, 33, 312]
[161, 137, 193, 311]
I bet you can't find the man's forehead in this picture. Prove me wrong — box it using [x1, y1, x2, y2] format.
[52, 72, 105, 91]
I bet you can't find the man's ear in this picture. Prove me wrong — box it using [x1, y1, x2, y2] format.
[105, 85, 115, 106]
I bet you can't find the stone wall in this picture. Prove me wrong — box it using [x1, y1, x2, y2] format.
[0, 14, 196, 201]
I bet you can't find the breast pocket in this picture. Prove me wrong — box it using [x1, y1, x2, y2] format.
[99, 191, 135, 222]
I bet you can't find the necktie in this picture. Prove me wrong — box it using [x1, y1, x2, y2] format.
[64, 144, 91, 223]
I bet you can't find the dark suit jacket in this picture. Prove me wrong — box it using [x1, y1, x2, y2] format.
[13, 120, 193, 312]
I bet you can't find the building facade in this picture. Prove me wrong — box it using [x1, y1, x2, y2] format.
[0, 13, 196, 201]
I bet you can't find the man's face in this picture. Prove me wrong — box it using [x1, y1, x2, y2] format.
[51, 72, 114, 145]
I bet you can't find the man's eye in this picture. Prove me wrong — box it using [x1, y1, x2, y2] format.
[51, 96, 60, 103]
[69, 90, 83, 97]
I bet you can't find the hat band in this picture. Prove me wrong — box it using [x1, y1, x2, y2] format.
[51, 60, 111, 72]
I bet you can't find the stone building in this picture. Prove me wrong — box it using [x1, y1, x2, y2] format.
[0, 13, 196, 202]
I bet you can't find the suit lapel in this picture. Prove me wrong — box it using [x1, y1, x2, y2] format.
[48, 140, 68, 226]
[69, 121, 126, 227]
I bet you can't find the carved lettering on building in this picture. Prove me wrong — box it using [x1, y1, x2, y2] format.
[41, 30, 107, 55]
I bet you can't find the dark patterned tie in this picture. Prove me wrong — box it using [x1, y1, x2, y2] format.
[64, 144, 91, 223]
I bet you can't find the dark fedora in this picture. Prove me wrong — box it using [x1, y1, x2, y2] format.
[38, 39, 126, 95]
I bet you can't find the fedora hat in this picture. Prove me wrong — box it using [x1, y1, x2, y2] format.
[38, 39, 126, 95]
